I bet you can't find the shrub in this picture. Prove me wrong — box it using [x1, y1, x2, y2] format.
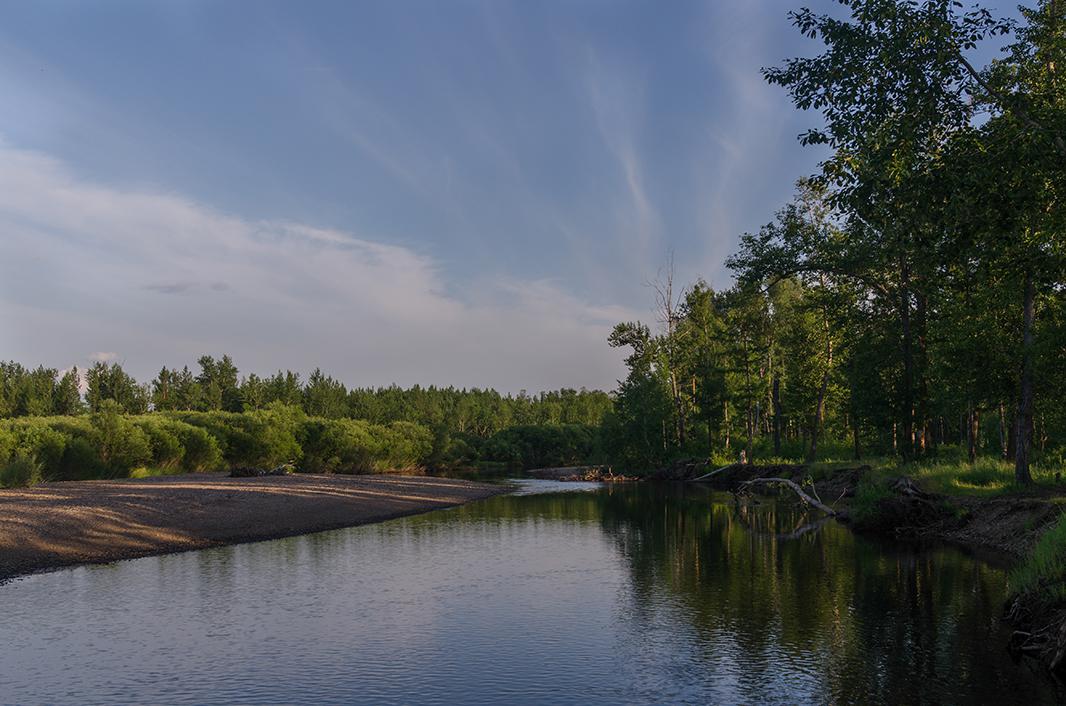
[134, 417, 185, 470]
[57, 436, 107, 480]
[9, 421, 68, 475]
[383, 421, 432, 470]
[0, 453, 43, 487]
[248, 403, 304, 467]
[170, 423, 222, 471]
[300, 418, 378, 473]
[91, 401, 152, 476]
[173, 403, 303, 468]
[483, 424, 597, 469]
[0, 427, 15, 464]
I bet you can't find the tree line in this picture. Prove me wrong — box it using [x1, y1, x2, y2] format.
[0, 356, 612, 485]
[605, 0, 1065, 482]
[0, 356, 611, 432]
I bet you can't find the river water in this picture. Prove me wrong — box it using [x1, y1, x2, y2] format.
[0, 480, 1059, 704]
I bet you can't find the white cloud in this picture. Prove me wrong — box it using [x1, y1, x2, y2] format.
[0, 141, 631, 392]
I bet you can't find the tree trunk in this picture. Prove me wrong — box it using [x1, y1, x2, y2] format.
[915, 293, 929, 456]
[669, 370, 686, 448]
[1014, 268, 1035, 486]
[807, 306, 833, 462]
[772, 375, 782, 456]
[743, 338, 754, 461]
[999, 402, 1009, 460]
[853, 420, 861, 460]
[967, 403, 978, 464]
[723, 401, 730, 450]
[900, 260, 915, 459]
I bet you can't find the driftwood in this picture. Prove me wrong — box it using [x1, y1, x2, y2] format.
[689, 464, 734, 482]
[229, 463, 294, 478]
[738, 477, 838, 517]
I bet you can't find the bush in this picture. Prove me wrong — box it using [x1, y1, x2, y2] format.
[0, 427, 15, 465]
[483, 424, 597, 469]
[172, 403, 303, 468]
[170, 423, 222, 471]
[300, 418, 379, 473]
[0, 453, 43, 487]
[299, 418, 432, 474]
[383, 421, 432, 470]
[134, 417, 185, 470]
[10, 421, 68, 475]
[91, 401, 152, 476]
[57, 436, 107, 480]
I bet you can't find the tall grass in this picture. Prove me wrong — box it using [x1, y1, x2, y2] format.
[1011, 512, 1066, 603]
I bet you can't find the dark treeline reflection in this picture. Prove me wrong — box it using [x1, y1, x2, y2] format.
[447, 484, 1055, 704]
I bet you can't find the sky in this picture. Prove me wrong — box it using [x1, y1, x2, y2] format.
[0, 0, 1011, 393]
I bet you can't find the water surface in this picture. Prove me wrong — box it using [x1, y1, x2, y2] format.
[0, 481, 1057, 704]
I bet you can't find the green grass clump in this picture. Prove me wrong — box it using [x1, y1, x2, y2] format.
[0, 453, 43, 487]
[1011, 512, 1066, 603]
[850, 478, 893, 525]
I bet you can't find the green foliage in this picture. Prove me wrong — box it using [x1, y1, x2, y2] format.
[133, 417, 186, 470]
[850, 479, 893, 526]
[908, 458, 1061, 497]
[484, 424, 598, 469]
[11, 421, 68, 471]
[87, 362, 148, 414]
[1011, 512, 1066, 603]
[167, 423, 223, 471]
[91, 400, 152, 475]
[170, 405, 302, 469]
[0, 453, 43, 488]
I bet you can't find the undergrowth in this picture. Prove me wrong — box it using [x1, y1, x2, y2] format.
[1011, 512, 1066, 604]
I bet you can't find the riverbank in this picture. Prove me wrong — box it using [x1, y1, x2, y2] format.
[0, 473, 507, 581]
[526, 465, 640, 482]
[671, 459, 1066, 674]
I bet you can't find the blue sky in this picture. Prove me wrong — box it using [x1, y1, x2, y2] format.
[0, 0, 1010, 392]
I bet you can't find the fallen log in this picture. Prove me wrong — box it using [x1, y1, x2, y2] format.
[738, 477, 838, 517]
[689, 464, 735, 482]
[229, 463, 294, 478]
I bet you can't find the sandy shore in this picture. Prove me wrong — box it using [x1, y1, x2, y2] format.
[0, 473, 507, 581]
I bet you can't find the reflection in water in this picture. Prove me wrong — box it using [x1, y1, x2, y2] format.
[0, 483, 1058, 705]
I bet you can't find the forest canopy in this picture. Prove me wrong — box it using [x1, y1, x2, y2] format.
[605, 0, 1065, 482]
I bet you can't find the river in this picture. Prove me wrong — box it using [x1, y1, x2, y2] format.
[0, 480, 1058, 704]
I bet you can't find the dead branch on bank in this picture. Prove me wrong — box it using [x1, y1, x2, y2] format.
[738, 477, 838, 517]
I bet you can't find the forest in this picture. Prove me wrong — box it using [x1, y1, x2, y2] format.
[0, 356, 611, 485]
[605, 0, 1065, 484]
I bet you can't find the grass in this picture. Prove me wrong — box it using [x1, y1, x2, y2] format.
[128, 466, 186, 479]
[850, 477, 894, 525]
[1011, 512, 1066, 603]
[899, 458, 1061, 497]
[807, 452, 1062, 499]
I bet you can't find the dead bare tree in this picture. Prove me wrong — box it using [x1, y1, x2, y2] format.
[650, 253, 687, 448]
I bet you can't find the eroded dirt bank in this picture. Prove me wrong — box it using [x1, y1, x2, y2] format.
[0, 473, 506, 581]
